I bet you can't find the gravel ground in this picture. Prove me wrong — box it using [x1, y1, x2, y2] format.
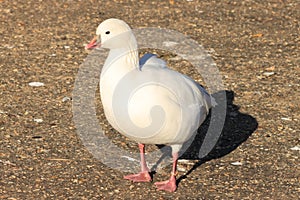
[0, 0, 299, 199]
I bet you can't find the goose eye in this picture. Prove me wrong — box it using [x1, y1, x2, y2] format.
[105, 31, 110, 34]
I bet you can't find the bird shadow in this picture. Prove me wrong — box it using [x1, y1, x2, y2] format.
[154, 90, 258, 185]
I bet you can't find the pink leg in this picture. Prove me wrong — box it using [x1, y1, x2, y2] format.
[154, 152, 178, 192]
[124, 144, 152, 182]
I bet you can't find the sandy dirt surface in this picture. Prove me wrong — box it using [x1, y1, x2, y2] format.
[0, 0, 299, 199]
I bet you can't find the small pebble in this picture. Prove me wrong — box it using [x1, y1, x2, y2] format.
[263, 72, 275, 76]
[290, 146, 300, 151]
[178, 159, 196, 165]
[129, 185, 134, 190]
[177, 166, 187, 172]
[231, 161, 243, 166]
[33, 118, 43, 123]
[29, 82, 45, 87]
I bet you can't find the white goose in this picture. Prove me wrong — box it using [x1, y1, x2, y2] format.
[86, 18, 215, 192]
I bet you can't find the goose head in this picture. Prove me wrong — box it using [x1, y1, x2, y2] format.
[85, 18, 136, 50]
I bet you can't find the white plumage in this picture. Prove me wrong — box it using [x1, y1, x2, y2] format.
[86, 18, 215, 192]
